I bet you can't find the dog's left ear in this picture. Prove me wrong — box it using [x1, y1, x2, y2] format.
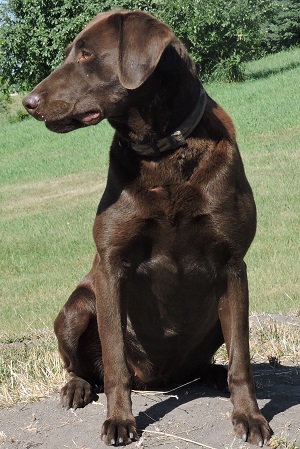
[117, 12, 174, 89]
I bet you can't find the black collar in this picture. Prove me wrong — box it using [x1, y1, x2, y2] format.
[118, 82, 207, 157]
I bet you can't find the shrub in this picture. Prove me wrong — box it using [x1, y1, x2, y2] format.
[0, 78, 11, 113]
[8, 108, 30, 123]
[211, 54, 246, 83]
[0, 92, 10, 113]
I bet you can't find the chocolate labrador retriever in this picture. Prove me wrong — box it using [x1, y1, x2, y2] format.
[23, 9, 271, 447]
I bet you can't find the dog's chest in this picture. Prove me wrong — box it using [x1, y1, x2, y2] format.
[97, 180, 229, 284]
[144, 183, 201, 225]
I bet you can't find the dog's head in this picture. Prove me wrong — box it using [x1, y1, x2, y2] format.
[22, 10, 177, 133]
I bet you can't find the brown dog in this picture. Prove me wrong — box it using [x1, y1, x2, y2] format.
[23, 9, 271, 447]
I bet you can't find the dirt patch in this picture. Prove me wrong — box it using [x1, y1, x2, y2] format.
[0, 317, 299, 449]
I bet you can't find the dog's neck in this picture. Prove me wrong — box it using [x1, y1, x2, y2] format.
[128, 83, 206, 156]
[109, 43, 206, 157]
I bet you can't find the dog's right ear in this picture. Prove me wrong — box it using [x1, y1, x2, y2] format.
[116, 12, 174, 90]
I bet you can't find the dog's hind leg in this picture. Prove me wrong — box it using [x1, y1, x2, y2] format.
[54, 260, 103, 409]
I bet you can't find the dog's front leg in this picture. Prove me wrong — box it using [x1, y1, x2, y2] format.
[95, 259, 138, 446]
[218, 261, 271, 447]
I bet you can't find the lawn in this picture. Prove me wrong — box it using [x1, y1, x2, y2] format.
[1, 48, 299, 337]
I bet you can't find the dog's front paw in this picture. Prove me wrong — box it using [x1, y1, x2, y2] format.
[60, 378, 96, 410]
[101, 417, 138, 446]
[232, 410, 271, 447]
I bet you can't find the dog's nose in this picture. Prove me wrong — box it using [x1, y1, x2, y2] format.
[22, 93, 40, 111]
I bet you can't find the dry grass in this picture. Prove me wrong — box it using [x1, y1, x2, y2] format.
[0, 329, 65, 407]
[268, 432, 299, 449]
[141, 429, 217, 448]
[0, 431, 7, 443]
[250, 316, 300, 365]
[215, 316, 300, 365]
[224, 436, 299, 449]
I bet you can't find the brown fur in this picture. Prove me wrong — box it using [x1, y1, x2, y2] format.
[23, 10, 271, 447]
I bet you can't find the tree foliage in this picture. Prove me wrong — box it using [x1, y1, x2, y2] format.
[156, 0, 263, 79]
[0, 0, 299, 90]
[0, 0, 99, 90]
[260, 0, 300, 52]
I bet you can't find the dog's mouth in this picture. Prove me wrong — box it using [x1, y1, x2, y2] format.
[73, 111, 102, 125]
[44, 110, 103, 133]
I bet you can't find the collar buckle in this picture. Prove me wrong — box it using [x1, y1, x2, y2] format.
[169, 130, 186, 148]
[120, 81, 207, 157]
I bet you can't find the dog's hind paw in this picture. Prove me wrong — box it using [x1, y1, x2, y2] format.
[60, 377, 97, 409]
[200, 363, 229, 391]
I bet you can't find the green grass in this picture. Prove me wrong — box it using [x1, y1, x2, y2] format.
[1, 48, 300, 336]
[244, 46, 300, 80]
[1, 119, 113, 333]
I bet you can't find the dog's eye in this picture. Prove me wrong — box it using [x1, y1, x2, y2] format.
[82, 50, 92, 60]
[77, 50, 92, 62]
